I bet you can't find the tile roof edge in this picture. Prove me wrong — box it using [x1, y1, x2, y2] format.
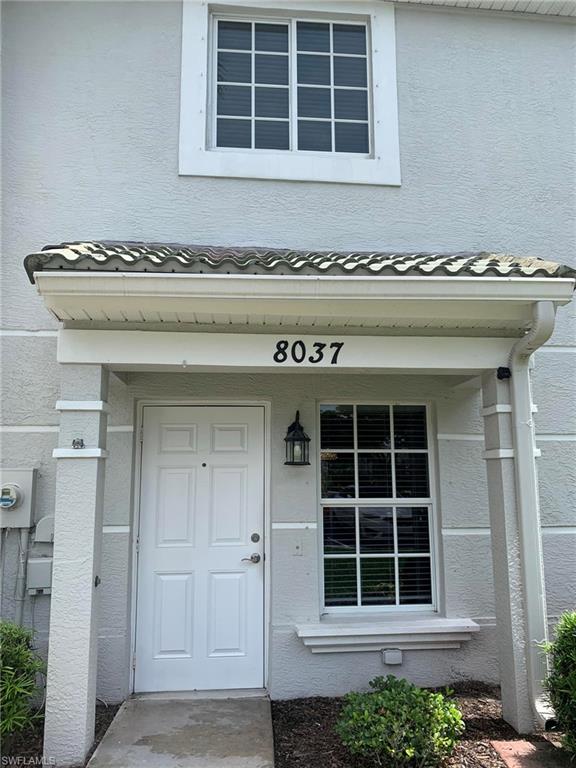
[23, 242, 576, 284]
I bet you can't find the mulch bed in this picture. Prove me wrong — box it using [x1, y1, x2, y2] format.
[2, 704, 119, 766]
[4, 686, 563, 767]
[271, 682, 552, 768]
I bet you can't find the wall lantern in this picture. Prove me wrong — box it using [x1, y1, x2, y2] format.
[284, 411, 311, 466]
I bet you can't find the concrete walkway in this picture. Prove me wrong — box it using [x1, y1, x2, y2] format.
[87, 696, 274, 768]
[491, 740, 573, 767]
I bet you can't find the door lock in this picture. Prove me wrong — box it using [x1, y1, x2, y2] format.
[242, 553, 261, 564]
[251, 533, 260, 543]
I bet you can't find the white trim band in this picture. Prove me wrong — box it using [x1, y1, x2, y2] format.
[0, 424, 134, 434]
[272, 522, 318, 530]
[542, 527, 576, 535]
[442, 527, 490, 536]
[103, 525, 130, 534]
[536, 346, 576, 354]
[410, 527, 574, 537]
[56, 400, 110, 413]
[0, 426, 59, 433]
[482, 404, 512, 417]
[52, 448, 108, 459]
[483, 448, 515, 460]
[437, 433, 484, 442]
[0, 329, 58, 337]
[483, 448, 540, 460]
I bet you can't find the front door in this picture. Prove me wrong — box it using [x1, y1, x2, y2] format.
[135, 405, 265, 692]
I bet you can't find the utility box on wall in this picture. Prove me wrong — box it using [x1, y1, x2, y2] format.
[0, 468, 36, 528]
[27, 557, 53, 595]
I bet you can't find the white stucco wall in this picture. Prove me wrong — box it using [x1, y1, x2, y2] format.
[1, 1, 574, 702]
[83, 370, 573, 700]
[107, 371, 502, 698]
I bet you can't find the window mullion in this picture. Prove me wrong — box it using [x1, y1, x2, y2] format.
[366, 19, 374, 156]
[393, 506, 400, 606]
[329, 22, 335, 152]
[353, 405, 361, 606]
[353, 404, 359, 498]
[251, 22, 255, 149]
[390, 405, 397, 499]
[290, 19, 298, 152]
[355, 506, 361, 607]
[210, 16, 216, 150]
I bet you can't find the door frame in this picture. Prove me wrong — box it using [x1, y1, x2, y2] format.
[129, 399, 272, 694]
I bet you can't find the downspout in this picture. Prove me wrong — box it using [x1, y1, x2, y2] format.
[0, 529, 6, 617]
[508, 299, 556, 729]
[14, 527, 31, 626]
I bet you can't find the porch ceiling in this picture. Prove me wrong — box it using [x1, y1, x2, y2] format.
[26, 241, 575, 335]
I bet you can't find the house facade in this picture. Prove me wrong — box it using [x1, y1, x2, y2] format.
[1, 1, 575, 766]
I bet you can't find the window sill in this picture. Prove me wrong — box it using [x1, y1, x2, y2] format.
[295, 617, 480, 653]
[178, 147, 401, 186]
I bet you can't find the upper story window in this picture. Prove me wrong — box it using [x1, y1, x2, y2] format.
[214, 18, 370, 155]
[319, 404, 436, 612]
[180, 1, 400, 185]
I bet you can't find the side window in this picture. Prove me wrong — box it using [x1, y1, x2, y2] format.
[320, 404, 435, 611]
[213, 18, 370, 155]
[180, 1, 400, 185]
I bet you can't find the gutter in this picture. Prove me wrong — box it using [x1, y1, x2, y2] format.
[507, 300, 556, 729]
[33, 271, 576, 303]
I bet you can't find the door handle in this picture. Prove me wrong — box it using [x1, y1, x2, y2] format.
[241, 553, 261, 564]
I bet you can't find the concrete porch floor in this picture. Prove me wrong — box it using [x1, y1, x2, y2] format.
[87, 696, 274, 768]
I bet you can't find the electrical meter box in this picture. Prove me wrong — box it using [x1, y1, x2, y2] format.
[0, 468, 36, 528]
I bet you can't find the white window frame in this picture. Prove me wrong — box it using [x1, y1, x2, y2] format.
[317, 401, 439, 615]
[179, 0, 400, 185]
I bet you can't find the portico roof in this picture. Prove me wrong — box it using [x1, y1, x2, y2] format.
[24, 240, 576, 281]
[25, 240, 575, 336]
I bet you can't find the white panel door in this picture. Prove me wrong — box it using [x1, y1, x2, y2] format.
[135, 405, 265, 692]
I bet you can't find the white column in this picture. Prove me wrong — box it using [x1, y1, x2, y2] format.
[43, 365, 109, 767]
[481, 370, 546, 734]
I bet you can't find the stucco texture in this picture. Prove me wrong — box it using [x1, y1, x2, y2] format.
[2, 2, 575, 330]
[95, 370, 530, 699]
[1, 0, 574, 703]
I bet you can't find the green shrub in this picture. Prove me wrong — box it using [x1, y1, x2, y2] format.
[0, 621, 45, 736]
[335, 675, 464, 767]
[544, 611, 576, 756]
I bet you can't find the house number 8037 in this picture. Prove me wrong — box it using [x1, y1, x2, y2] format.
[273, 340, 344, 365]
